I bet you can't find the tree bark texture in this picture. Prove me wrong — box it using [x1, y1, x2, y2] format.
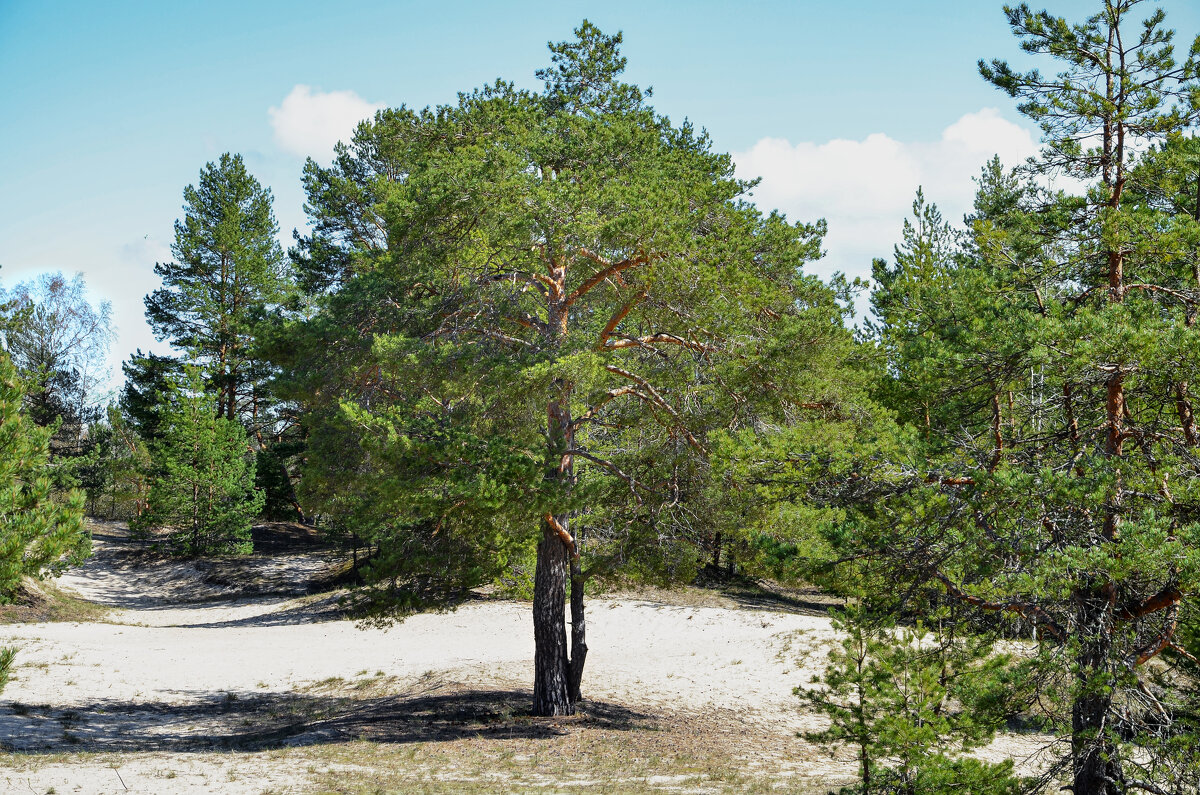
[1072, 625, 1120, 795]
[568, 555, 587, 703]
[532, 519, 573, 716]
[532, 280, 588, 715]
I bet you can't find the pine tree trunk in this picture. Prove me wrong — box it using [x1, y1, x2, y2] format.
[533, 345, 578, 715]
[568, 556, 587, 703]
[532, 258, 592, 716]
[1071, 107, 1125, 792]
[860, 741, 871, 794]
[1072, 628, 1120, 795]
[533, 518, 573, 716]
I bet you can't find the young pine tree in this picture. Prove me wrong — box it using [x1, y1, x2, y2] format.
[0, 350, 90, 693]
[0, 350, 90, 595]
[802, 603, 1027, 795]
[134, 369, 263, 555]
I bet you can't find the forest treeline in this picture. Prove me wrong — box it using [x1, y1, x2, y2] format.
[3, 1, 1200, 792]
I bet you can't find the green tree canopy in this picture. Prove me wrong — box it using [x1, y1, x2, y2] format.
[801, 3, 1200, 790]
[145, 153, 291, 428]
[281, 21, 865, 716]
[0, 350, 89, 598]
[133, 368, 264, 556]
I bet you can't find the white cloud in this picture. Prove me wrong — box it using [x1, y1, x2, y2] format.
[269, 85, 385, 160]
[733, 108, 1039, 286]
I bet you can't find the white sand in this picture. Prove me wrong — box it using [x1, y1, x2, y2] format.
[0, 532, 846, 793]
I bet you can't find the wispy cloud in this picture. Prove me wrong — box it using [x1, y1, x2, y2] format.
[269, 85, 384, 160]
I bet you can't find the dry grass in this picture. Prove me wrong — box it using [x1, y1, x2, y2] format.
[284, 675, 845, 794]
[293, 707, 842, 794]
[0, 674, 851, 793]
[0, 526, 859, 792]
[0, 578, 113, 624]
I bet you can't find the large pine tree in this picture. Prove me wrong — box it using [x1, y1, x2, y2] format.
[281, 22, 863, 716]
[829, 4, 1200, 789]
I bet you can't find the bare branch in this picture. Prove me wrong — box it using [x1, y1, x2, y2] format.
[602, 333, 717, 354]
[595, 291, 646, 349]
[572, 386, 645, 428]
[544, 513, 579, 559]
[604, 365, 706, 453]
[1117, 585, 1182, 622]
[565, 448, 643, 502]
[933, 571, 1066, 643]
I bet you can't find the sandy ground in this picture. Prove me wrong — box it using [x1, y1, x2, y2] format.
[0, 525, 1049, 793]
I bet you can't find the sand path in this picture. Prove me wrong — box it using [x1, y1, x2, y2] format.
[0, 528, 843, 793]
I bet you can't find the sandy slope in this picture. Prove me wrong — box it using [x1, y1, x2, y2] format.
[0, 528, 861, 793]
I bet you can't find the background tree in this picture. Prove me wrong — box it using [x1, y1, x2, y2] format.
[281, 22, 861, 716]
[726, 4, 1200, 789]
[145, 153, 291, 428]
[977, 5, 1200, 791]
[0, 349, 89, 596]
[1, 271, 114, 465]
[119, 349, 182, 447]
[145, 153, 299, 520]
[786, 4, 1200, 789]
[79, 405, 151, 520]
[133, 368, 263, 555]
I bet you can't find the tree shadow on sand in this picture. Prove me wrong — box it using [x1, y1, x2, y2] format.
[697, 573, 842, 617]
[0, 682, 653, 754]
[61, 528, 347, 611]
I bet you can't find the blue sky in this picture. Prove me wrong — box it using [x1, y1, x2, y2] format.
[3, 0, 1199, 391]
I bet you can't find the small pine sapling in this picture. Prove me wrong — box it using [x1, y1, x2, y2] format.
[801, 602, 1027, 794]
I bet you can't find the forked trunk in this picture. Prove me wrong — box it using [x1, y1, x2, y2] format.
[531, 261, 592, 716]
[568, 556, 587, 702]
[533, 364, 587, 716]
[532, 519, 573, 715]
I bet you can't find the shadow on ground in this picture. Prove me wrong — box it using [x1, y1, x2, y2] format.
[0, 683, 652, 754]
[690, 569, 841, 617]
[720, 585, 840, 616]
[60, 526, 347, 611]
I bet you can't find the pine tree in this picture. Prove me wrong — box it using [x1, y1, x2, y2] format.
[119, 349, 182, 446]
[134, 369, 263, 555]
[282, 21, 861, 716]
[79, 405, 151, 520]
[145, 153, 290, 427]
[802, 603, 1026, 795]
[779, 4, 1200, 791]
[0, 350, 90, 597]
